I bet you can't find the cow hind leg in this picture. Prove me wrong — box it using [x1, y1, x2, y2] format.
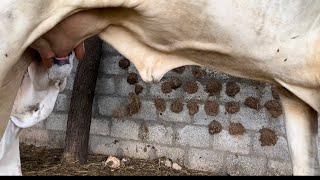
[277, 87, 320, 175]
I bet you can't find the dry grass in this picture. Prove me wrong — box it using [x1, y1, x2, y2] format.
[20, 143, 216, 176]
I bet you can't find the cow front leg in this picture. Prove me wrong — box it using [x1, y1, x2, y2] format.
[277, 87, 320, 175]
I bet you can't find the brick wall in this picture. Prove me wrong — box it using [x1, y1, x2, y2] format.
[20, 42, 297, 175]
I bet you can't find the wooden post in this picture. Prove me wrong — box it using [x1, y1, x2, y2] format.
[62, 36, 102, 164]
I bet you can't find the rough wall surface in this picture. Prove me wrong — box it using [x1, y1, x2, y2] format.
[21, 42, 302, 176]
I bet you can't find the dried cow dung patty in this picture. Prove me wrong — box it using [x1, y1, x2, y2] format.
[127, 92, 141, 115]
[264, 100, 283, 118]
[127, 73, 139, 85]
[183, 81, 198, 94]
[206, 80, 222, 96]
[161, 81, 173, 94]
[187, 100, 199, 116]
[135, 84, 144, 95]
[225, 101, 240, 114]
[172, 66, 186, 74]
[192, 66, 206, 79]
[119, 58, 131, 69]
[154, 98, 166, 112]
[229, 123, 246, 135]
[171, 99, 184, 113]
[226, 81, 240, 97]
[244, 97, 260, 110]
[208, 120, 222, 135]
[204, 100, 219, 116]
[259, 128, 278, 146]
[171, 78, 183, 90]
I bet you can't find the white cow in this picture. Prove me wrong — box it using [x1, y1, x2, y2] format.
[1, 0, 320, 176]
[0, 53, 74, 175]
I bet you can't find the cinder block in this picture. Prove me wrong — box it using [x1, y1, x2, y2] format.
[20, 129, 50, 145]
[226, 154, 267, 176]
[182, 82, 209, 100]
[45, 113, 68, 131]
[65, 73, 76, 91]
[252, 134, 290, 161]
[89, 135, 120, 156]
[210, 130, 251, 155]
[221, 82, 259, 102]
[176, 125, 210, 148]
[90, 118, 110, 136]
[117, 141, 154, 159]
[188, 148, 225, 174]
[110, 119, 141, 141]
[149, 82, 183, 100]
[231, 107, 269, 131]
[159, 102, 192, 123]
[97, 97, 126, 117]
[260, 85, 273, 105]
[95, 76, 115, 95]
[54, 94, 70, 112]
[267, 160, 293, 176]
[153, 146, 185, 164]
[193, 105, 227, 126]
[147, 124, 173, 145]
[99, 54, 128, 75]
[130, 101, 157, 121]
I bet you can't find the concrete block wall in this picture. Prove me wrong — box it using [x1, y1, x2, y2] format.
[21, 42, 296, 176]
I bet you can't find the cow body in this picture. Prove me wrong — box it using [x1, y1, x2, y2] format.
[1, 0, 320, 175]
[0, 54, 73, 175]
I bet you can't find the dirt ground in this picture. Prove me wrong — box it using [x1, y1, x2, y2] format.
[20, 143, 216, 176]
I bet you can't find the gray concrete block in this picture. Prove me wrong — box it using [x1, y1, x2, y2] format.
[153, 146, 185, 164]
[260, 85, 273, 105]
[231, 107, 269, 131]
[31, 121, 45, 129]
[176, 125, 210, 148]
[206, 70, 231, 81]
[226, 155, 267, 176]
[188, 148, 225, 174]
[159, 102, 192, 123]
[20, 129, 65, 148]
[193, 105, 227, 126]
[71, 58, 79, 73]
[116, 77, 148, 97]
[116, 77, 135, 97]
[149, 82, 183, 100]
[90, 118, 110, 136]
[221, 82, 259, 102]
[267, 160, 293, 176]
[110, 120, 140, 141]
[183, 82, 209, 100]
[271, 117, 286, 136]
[147, 124, 173, 145]
[210, 130, 251, 155]
[130, 101, 157, 121]
[45, 113, 68, 131]
[97, 97, 126, 117]
[99, 54, 127, 75]
[89, 135, 120, 156]
[117, 141, 156, 159]
[65, 73, 75, 91]
[20, 129, 50, 146]
[54, 94, 70, 112]
[47, 130, 66, 148]
[95, 76, 115, 95]
[252, 134, 290, 161]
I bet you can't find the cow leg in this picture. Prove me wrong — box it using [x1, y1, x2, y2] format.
[277, 87, 320, 175]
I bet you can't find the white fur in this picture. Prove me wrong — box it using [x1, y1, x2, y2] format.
[0, 53, 74, 176]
